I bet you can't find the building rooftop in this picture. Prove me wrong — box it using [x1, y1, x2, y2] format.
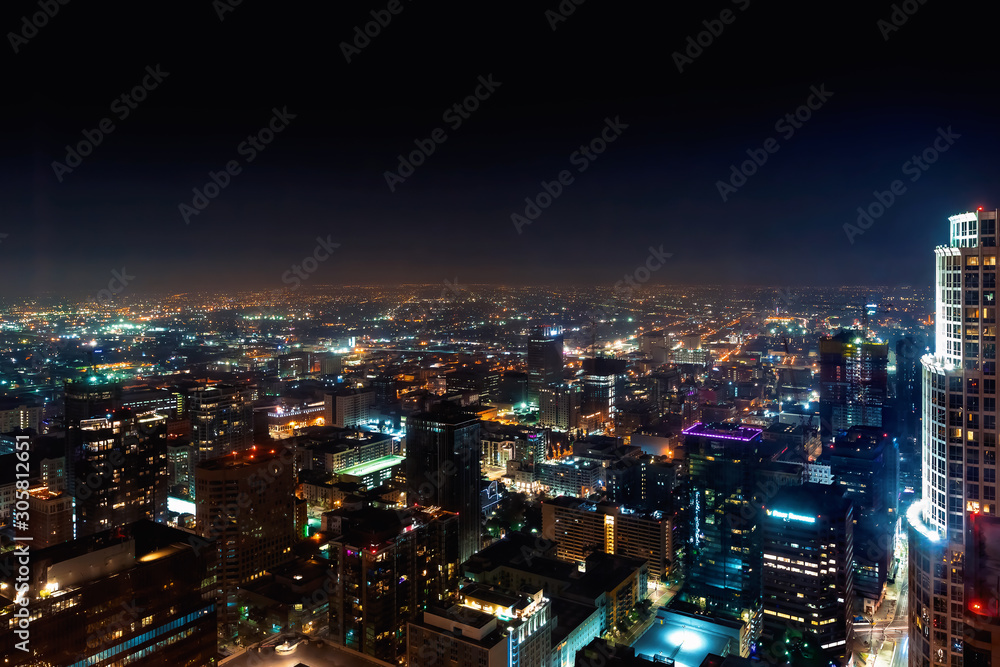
[682, 422, 763, 442]
[337, 454, 404, 477]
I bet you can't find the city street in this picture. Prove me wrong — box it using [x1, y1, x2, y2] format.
[850, 533, 909, 667]
[617, 582, 680, 647]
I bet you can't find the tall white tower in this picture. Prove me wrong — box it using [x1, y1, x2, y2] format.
[909, 209, 999, 667]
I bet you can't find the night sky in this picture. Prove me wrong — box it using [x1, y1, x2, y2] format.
[2, 1, 998, 298]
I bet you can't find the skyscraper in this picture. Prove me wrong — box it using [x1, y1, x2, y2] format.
[761, 483, 853, 662]
[527, 325, 564, 406]
[909, 209, 1000, 667]
[189, 384, 254, 465]
[328, 504, 460, 661]
[194, 446, 296, 638]
[680, 422, 772, 635]
[819, 331, 889, 435]
[68, 410, 169, 537]
[406, 407, 483, 564]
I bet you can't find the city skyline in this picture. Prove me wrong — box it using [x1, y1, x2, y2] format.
[4, 2, 1000, 666]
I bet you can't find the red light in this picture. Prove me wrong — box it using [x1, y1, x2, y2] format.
[979, 207, 984, 211]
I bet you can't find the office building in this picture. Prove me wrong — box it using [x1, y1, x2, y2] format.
[539, 383, 582, 431]
[541, 496, 674, 583]
[908, 209, 1000, 667]
[195, 446, 296, 637]
[819, 331, 889, 434]
[26, 485, 74, 548]
[828, 425, 898, 609]
[581, 357, 626, 424]
[324, 388, 374, 428]
[68, 410, 169, 537]
[761, 484, 853, 662]
[528, 325, 564, 406]
[0, 397, 42, 433]
[406, 407, 483, 564]
[189, 384, 254, 465]
[480, 421, 547, 468]
[0, 521, 217, 666]
[328, 503, 461, 661]
[64, 378, 122, 426]
[681, 422, 771, 633]
[536, 457, 605, 497]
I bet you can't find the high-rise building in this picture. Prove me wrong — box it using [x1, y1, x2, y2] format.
[406, 407, 483, 564]
[26, 485, 74, 547]
[0, 521, 217, 667]
[0, 397, 42, 433]
[528, 325, 564, 406]
[819, 331, 889, 435]
[828, 426, 898, 609]
[68, 410, 169, 538]
[64, 378, 122, 426]
[327, 503, 461, 661]
[539, 383, 582, 432]
[541, 496, 674, 584]
[324, 388, 374, 429]
[581, 357, 626, 424]
[188, 384, 254, 465]
[194, 446, 296, 637]
[897, 336, 925, 444]
[761, 483, 853, 663]
[681, 422, 773, 636]
[908, 209, 1000, 667]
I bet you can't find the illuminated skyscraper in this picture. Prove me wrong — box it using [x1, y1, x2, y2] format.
[68, 409, 169, 538]
[680, 422, 770, 637]
[189, 384, 254, 464]
[909, 209, 1000, 667]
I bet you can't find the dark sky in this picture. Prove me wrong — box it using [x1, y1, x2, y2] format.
[1, 1, 997, 299]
